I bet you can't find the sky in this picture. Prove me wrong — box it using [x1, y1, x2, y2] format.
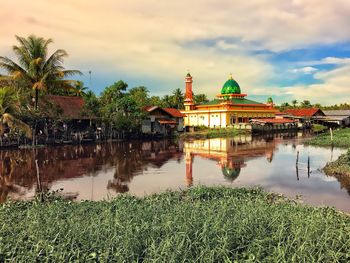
[1, 0, 350, 105]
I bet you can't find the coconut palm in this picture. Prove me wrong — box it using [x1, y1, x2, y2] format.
[72, 81, 88, 97]
[0, 35, 81, 109]
[0, 87, 31, 139]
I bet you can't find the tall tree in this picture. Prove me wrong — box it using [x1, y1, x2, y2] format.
[128, 86, 150, 107]
[194, 93, 209, 104]
[300, 100, 312, 108]
[172, 88, 184, 109]
[0, 35, 81, 109]
[291, 99, 298, 108]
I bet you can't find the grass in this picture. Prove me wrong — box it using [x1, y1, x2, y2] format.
[324, 149, 350, 177]
[181, 127, 249, 139]
[1, 186, 350, 262]
[311, 123, 327, 133]
[305, 128, 350, 148]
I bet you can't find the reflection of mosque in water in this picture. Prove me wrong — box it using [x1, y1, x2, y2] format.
[183, 134, 289, 186]
[0, 131, 317, 202]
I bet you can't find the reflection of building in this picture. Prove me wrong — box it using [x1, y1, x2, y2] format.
[181, 73, 276, 128]
[183, 136, 277, 185]
[0, 140, 183, 202]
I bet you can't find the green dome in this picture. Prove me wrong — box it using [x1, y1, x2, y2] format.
[267, 97, 273, 103]
[222, 167, 241, 182]
[221, 75, 241, 94]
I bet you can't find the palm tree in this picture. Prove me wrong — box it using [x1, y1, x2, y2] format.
[72, 81, 88, 97]
[292, 99, 298, 108]
[0, 87, 31, 139]
[172, 88, 184, 109]
[0, 35, 81, 109]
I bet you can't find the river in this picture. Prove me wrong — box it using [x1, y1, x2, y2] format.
[0, 132, 349, 211]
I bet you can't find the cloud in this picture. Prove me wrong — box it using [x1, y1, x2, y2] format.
[290, 66, 317, 74]
[1, 0, 350, 100]
[284, 65, 350, 104]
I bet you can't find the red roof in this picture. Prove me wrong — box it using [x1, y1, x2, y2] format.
[284, 108, 323, 117]
[46, 95, 86, 119]
[162, 108, 185, 117]
[143, 106, 185, 118]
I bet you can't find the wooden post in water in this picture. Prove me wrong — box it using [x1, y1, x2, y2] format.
[307, 156, 310, 178]
[296, 151, 299, 167]
[330, 127, 333, 146]
[296, 151, 299, 180]
[35, 159, 44, 202]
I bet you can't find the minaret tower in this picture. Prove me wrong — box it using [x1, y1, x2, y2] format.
[184, 72, 195, 111]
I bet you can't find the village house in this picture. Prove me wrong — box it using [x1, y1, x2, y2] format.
[321, 110, 350, 127]
[142, 106, 185, 136]
[282, 108, 325, 129]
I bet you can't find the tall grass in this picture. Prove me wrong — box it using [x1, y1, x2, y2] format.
[0, 186, 350, 262]
[305, 128, 350, 148]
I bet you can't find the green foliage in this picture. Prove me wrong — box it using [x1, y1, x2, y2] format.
[0, 186, 349, 262]
[324, 149, 350, 177]
[194, 93, 209, 104]
[305, 128, 350, 148]
[312, 124, 327, 133]
[0, 35, 81, 109]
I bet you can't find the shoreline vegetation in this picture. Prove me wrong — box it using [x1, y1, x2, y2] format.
[305, 128, 350, 178]
[1, 186, 349, 261]
[180, 127, 249, 139]
[304, 128, 350, 148]
[324, 149, 350, 177]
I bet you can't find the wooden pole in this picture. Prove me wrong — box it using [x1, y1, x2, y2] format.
[330, 127, 333, 145]
[35, 159, 44, 202]
[307, 156, 310, 178]
[296, 151, 299, 167]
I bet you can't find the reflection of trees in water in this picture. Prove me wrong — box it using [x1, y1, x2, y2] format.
[0, 140, 182, 202]
[331, 174, 350, 195]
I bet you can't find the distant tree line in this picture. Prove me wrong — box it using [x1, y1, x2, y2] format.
[277, 99, 350, 112]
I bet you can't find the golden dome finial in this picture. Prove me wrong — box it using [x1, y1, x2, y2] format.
[229, 73, 233, 79]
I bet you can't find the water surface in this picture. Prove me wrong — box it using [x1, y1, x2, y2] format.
[0, 133, 348, 211]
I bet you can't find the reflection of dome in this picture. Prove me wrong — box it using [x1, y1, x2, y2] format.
[221, 75, 241, 94]
[222, 167, 241, 182]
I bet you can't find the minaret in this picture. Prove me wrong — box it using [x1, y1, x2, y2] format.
[184, 72, 195, 111]
[185, 151, 193, 187]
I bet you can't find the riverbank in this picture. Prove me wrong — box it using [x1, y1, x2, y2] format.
[304, 128, 350, 147]
[180, 127, 249, 139]
[324, 149, 350, 177]
[1, 186, 349, 262]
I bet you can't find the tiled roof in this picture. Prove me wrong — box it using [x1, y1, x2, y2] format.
[162, 108, 185, 117]
[46, 95, 86, 119]
[284, 108, 323, 117]
[199, 98, 264, 106]
[144, 106, 185, 118]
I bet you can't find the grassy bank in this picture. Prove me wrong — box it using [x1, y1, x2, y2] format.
[324, 149, 350, 177]
[180, 127, 249, 139]
[305, 128, 350, 147]
[311, 123, 327, 133]
[1, 187, 350, 262]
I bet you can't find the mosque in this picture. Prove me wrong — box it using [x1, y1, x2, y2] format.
[181, 73, 276, 128]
